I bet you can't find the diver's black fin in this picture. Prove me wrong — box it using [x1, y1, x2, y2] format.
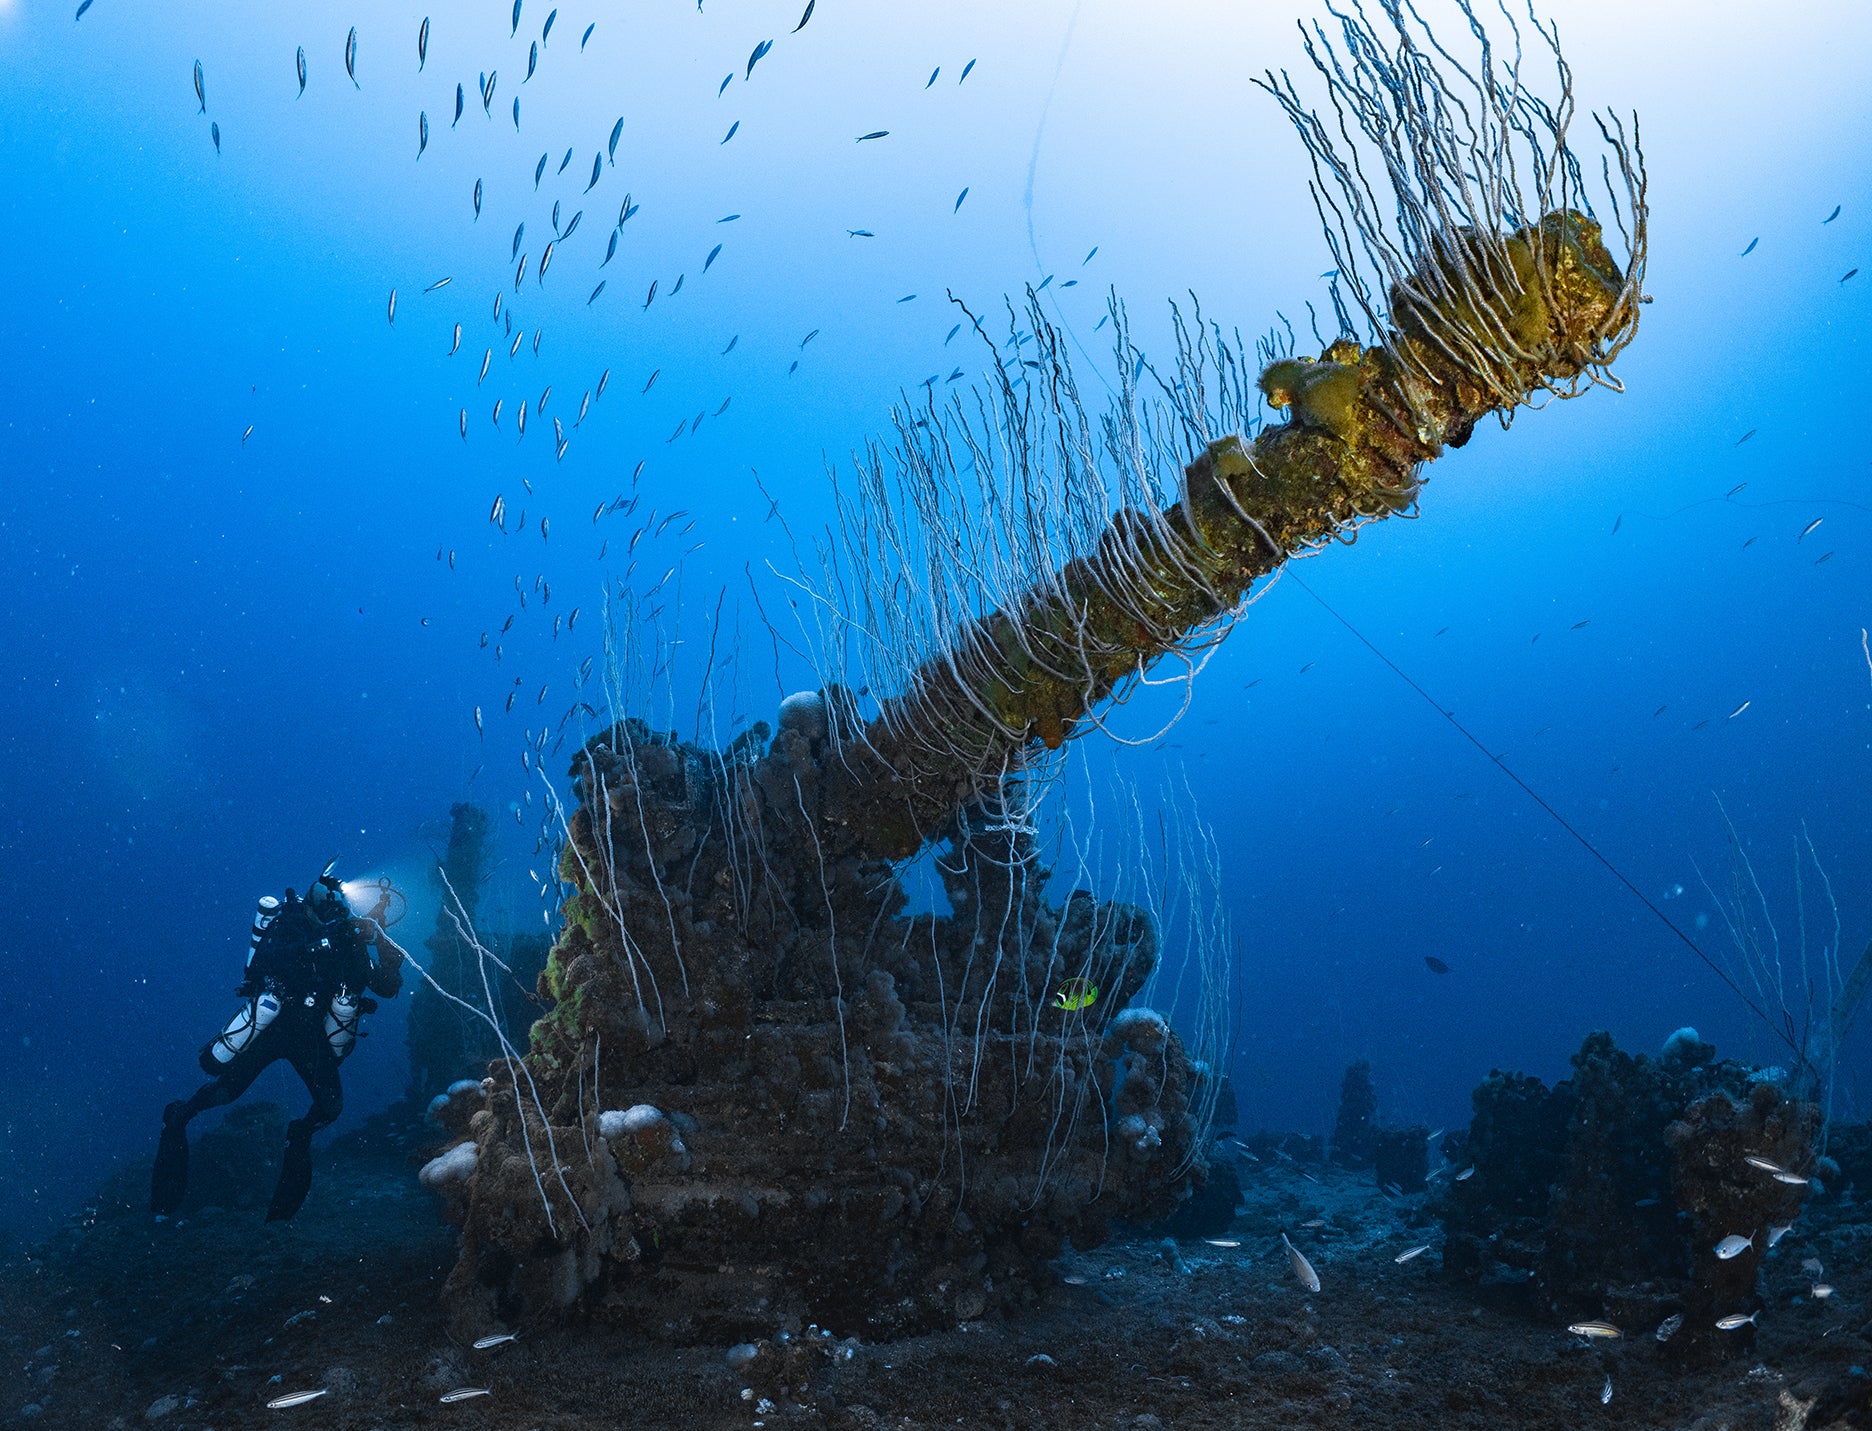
[266, 1133, 314, 1223]
[150, 1103, 190, 1215]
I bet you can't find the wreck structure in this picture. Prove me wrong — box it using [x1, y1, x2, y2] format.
[423, 0, 1650, 1338]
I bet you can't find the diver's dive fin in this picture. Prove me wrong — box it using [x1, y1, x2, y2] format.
[266, 1133, 314, 1223]
[151, 1103, 190, 1215]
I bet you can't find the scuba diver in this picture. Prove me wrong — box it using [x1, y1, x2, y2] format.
[151, 862, 409, 1222]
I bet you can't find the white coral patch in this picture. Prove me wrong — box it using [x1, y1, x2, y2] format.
[418, 1141, 479, 1189]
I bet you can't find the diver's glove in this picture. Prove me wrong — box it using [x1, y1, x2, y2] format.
[374, 928, 405, 968]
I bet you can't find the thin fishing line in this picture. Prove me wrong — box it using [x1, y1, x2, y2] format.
[1290, 571, 1794, 1054]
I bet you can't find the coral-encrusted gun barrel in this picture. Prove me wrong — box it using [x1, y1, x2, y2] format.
[819, 210, 1643, 863]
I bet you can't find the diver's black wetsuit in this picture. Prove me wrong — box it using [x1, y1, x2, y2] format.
[151, 893, 404, 1222]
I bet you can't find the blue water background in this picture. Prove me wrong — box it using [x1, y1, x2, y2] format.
[0, 0, 1867, 1239]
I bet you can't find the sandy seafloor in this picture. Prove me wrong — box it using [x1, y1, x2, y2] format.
[6, 1105, 1872, 1431]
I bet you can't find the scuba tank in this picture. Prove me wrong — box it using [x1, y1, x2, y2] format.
[246, 895, 281, 973]
[324, 990, 363, 1061]
[207, 990, 281, 1066]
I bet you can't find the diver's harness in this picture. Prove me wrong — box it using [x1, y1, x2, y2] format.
[207, 878, 400, 1066]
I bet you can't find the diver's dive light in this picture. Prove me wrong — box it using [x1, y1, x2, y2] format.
[339, 875, 406, 926]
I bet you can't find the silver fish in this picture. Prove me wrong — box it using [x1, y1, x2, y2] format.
[418, 16, 428, 69]
[586, 153, 601, 192]
[424, 276, 451, 293]
[418, 110, 428, 158]
[542, 8, 556, 43]
[1454, 1165, 1475, 1182]
[560, 209, 581, 242]
[525, 41, 537, 82]
[1774, 1170, 1811, 1186]
[1800, 517, 1824, 541]
[1654, 1313, 1682, 1342]
[1727, 700, 1750, 719]
[1600, 1375, 1612, 1406]
[1715, 1311, 1757, 1331]
[539, 240, 554, 280]
[596, 368, 610, 398]
[296, 46, 307, 96]
[1566, 1321, 1620, 1340]
[1813, 1284, 1835, 1300]
[1714, 1233, 1754, 1260]
[1393, 1245, 1430, 1264]
[1281, 1232, 1320, 1293]
[194, 58, 205, 112]
[1744, 1155, 1785, 1174]
[577, 393, 590, 426]
[211, 121, 220, 155]
[449, 324, 461, 355]
[266, 1389, 329, 1409]
[1201, 1238, 1240, 1249]
[1767, 1223, 1792, 1248]
[473, 178, 482, 218]
[345, 27, 357, 87]
[453, 83, 463, 126]
[458, 409, 466, 440]
[609, 117, 623, 163]
[472, 1331, 517, 1349]
[517, 399, 527, 438]
[478, 348, 491, 384]
[387, 288, 397, 324]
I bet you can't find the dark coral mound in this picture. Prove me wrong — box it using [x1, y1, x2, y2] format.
[1372, 1125, 1429, 1195]
[406, 801, 549, 1104]
[1329, 1059, 1377, 1170]
[1438, 1030, 1819, 1361]
[430, 705, 1202, 1341]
